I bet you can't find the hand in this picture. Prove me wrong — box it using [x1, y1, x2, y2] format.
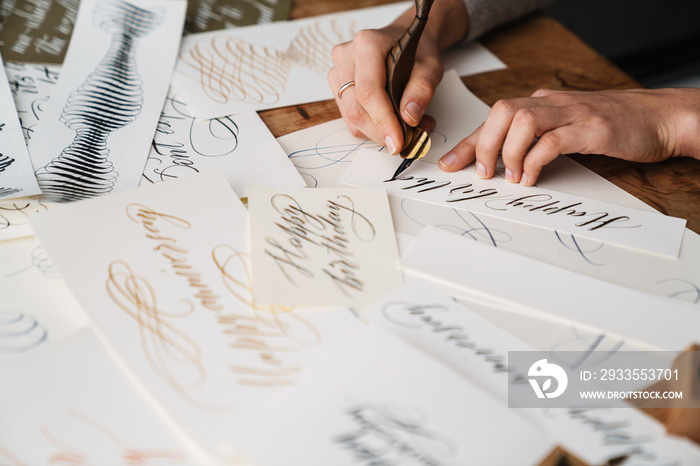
[438, 88, 700, 186]
[327, 1, 469, 154]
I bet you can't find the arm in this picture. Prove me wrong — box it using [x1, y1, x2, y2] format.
[438, 88, 700, 185]
[328, 0, 553, 154]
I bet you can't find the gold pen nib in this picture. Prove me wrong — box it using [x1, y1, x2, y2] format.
[389, 126, 431, 180]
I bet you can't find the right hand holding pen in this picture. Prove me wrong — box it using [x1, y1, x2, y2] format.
[328, 24, 443, 154]
[328, 1, 469, 154]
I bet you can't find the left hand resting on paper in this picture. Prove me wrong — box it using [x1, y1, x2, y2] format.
[438, 87, 700, 186]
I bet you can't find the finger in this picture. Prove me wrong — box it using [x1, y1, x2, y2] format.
[400, 55, 444, 127]
[417, 114, 436, 134]
[475, 97, 564, 179]
[353, 31, 404, 154]
[520, 125, 582, 186]
[501, 106, 578, 182]
[438, 125, 482, 172]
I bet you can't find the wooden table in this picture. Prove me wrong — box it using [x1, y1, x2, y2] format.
[259, 0, 700, 235]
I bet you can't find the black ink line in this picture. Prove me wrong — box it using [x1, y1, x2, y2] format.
[35, 1, 164, 202]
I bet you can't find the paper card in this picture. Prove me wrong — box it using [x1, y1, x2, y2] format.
[277, 69, 491, 188]
[387, 156, 700, 307]
[172, 2, 406, 119]
[237, 327, 554, 466]
[0, 53, 41, 200]
[0, 328, 212, 465]
[141, 90, 305, 196]
[342, 149, 687, 257]
[400, 227, 700, 351]
[4, 62, 60, 144]
[30, 170, 365, 460]
[361, 282, 700, 465]
[0, 236, 89, 357]
[0, 196, 53, 242]
[0, 0, 78, 63]
[185, 0, 293, 33]
[28, 0, 187, 203]
[248, 186, 403, 309]
[172, 2, 504, 119]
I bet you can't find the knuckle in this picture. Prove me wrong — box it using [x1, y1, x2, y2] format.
[354, 82, 379, 106]
[491, 99, 517, 116]
[344, 102, 366, 126]
[353, 29, 376, 46]
[348, 126, 364, 139]
[538, 132, 561, 153]
[330, 42, 348, 63]
[531, 88, 553, 98]
[410, 76, 437, 101]
[512, 108, 537, 128]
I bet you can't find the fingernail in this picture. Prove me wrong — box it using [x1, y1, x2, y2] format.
[505, 168, 514, 182]
[520, 173, 529, 186]
[439, 152, 457, 169]
[475, 162, 486, 178]
[385, 136, 397, 155]
[404, 102, 422, 125]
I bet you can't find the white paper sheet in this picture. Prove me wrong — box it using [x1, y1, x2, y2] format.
[172, 2, 505, 119]
[277, 69, 491, 187]
[0, 196, 53, 242]
[387, 154, 700, 307]
[237, 327, 554, 466]
[248, 186, 403, 309]
[0, 236, 88, 357]
[30, 170, 365, 460]
[140, 90, 306, 196]
[0, 328, 211, 465]
[0, 53, 41, 200]
[4, 62, 60, 144]
[400, 227, 700, 351]
[361, 282, 700, 464]
[28, 0, 187, 202]
[342, 149, 687, 257]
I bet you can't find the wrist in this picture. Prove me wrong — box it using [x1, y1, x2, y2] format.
[667, 89, 700, 161]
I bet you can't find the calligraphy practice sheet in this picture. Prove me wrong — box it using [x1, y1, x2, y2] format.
[0, 236, 88, 358]
[361, 283, 700, 465]
[5, 62, 60, 144]
[30, 171, 364, 460]
[0, 329, 210, 465]
[248, 186, 402, 309]
[400, 227, 700, 351]
[173, 3, 505, 119]
[0, 53, 41, 200]
[185, 0, 293, 33]
[278, 69, 491, 188]
[387, 154, 700, 306]
[28, 0, 187, 202]
[237, 328, 554, 466]
[0, 196, 53, 242]
[342, 150, 686, 257]
[141, 91, 305, 196]
[0, 0, 78, 63]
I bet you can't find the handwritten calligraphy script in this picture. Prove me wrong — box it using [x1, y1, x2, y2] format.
[143, 93, 240, 183]
[126, 203, 222, 311]
[335, 403, 456, 466]
[265, 193, 374, 293]
[386, 176, 638, 232]
[250, 187, 401, 308]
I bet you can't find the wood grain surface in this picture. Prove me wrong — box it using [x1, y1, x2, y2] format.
[258, 0, 700, 234]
